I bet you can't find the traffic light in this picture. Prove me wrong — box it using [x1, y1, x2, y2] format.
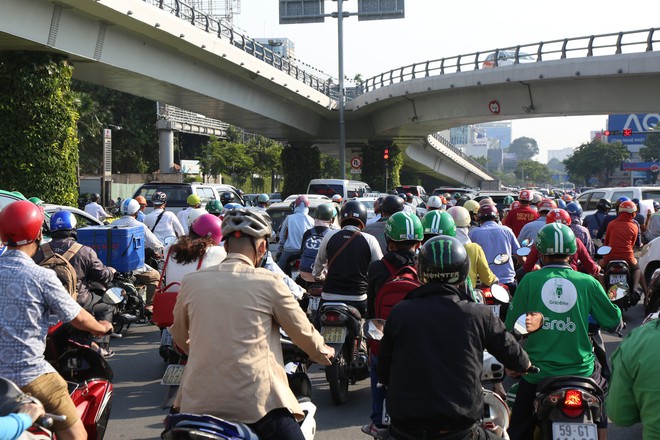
[623, 128, 633, 137]
[603, 130, 620, 136]
[383, 148, 389, 160]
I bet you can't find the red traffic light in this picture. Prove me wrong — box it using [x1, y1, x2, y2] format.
[384, 148, 389, 160]
[604, 130, 620, 136]
[623, 128, 633, 137]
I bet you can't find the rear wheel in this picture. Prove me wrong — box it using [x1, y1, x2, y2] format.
[325, 347, 350, 405]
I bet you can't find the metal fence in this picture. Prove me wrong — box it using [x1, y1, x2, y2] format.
[429, 133, 492, 178]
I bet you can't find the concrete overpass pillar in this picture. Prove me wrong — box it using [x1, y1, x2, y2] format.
[158, 128, 175, 173]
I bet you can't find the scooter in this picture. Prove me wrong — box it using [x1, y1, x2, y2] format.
[91, 276, 147, 335]
[474, 283, 510, 321]
[318, 302, 369, 405]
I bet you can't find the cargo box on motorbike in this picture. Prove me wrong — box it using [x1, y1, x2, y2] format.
[77, 225, 145, 272]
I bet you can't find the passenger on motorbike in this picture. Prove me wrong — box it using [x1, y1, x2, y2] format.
[364, 195, 405, 254]
[144, 192, 186, 246]
[176, 194, 204, 235]
[462, 199, 480, 228]
[378, 235, 530, 440]
[566, 201, 596, 256]
[425, 195, 445, 212]
[0, 201, 113, 440]
[583, 198, 612, 239]
[299, 203, 336, 283]
[277, 196, 314, 272]
[596, 197, 637, 241]
[517, 198, 557, 245]
[505, 223, 622, 440]
[135, 195, 148, 223]
[502, 190, 539, 237]
[170, 208, 333, 440]
[255, 193, 270, 211]
[84, 192, 113, 222]
[312, 200, 383, 317]
[205, 199, 224, 217]
[366, 196, 384, 226]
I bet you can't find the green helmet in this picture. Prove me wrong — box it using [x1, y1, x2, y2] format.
[535, 223, 577, 256]
[421, 210, 456, 237]
[205, 199, 223, 214]
[503, 195, 515, 207]
[384, 211, 423, 242]
[28, 197, 44, 206]
[315, 203, 336, 221]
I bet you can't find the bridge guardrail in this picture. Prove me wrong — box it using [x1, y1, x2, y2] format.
[429, 133, 493, 178]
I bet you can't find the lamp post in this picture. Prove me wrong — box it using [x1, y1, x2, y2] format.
[102, 125, 122, 208]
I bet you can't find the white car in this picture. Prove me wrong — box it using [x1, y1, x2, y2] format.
[639, 237, 660, 286]
[482, 51, 536, 68]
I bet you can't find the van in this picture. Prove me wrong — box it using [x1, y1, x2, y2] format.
[576, 186, 660, 219]
[306, 179, 372, 201]
[395, 185, 428, 201]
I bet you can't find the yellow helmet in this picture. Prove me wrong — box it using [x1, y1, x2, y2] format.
[463, 199, 480, 215]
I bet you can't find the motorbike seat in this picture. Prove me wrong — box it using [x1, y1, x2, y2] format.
[164, 413, 259, 440]
[320, 302, 362, 319]
[536, 375, 604, 396]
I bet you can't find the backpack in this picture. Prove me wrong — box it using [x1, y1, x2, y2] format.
[39, 242, 82, 301]
[299, 226, 330, 274]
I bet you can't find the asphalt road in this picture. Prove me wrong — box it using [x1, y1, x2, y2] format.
[103, 303, 647, 440]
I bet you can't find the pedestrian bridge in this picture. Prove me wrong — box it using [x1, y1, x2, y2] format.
[2, 0, 660, 186]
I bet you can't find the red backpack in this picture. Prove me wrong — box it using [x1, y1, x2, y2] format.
[371, 259, 421, 355]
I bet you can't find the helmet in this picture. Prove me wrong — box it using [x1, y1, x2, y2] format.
[90, 193, 101, 202]
[478, 197, 494, 207]
[452, 192, 461, 200]
[478, 204, 499, 222]
[205, 199, 223, 214]
[340, 200, 368, 228]
[427, 195, 443, 210]
[422, 211, 456, 236]
[654, 201, 660, 211]
[536, 223, 577, 256]
[191, 213, 223, 245]
[187, 208, 206, 227]
[442, 192, 452, 199]
[331, 194, 343, 204]
[220, 192, 235, 206]
[417, 236, 469, 285]
[447, 206, 471, 228]
[50, 210, 77, 232]
[405, 193, 414, 202]
[135, 196, 147, 206]
[562, 194, 573, 202]
[556, 199, 567, 209]
[120, 199, 140, 216]
[380, 195, 404, 215]
[618, 200, 637, 214]
[315, 203, 336, 221]
[537, 199, 558, 213]
[152, 192, 167, 206]
[503, 196, 514, 208]
[295, 195, 310, 208]
[510, 201, 521, 210]
[257, 193, 269, 204]
[615, 196, 631, 207]
[398, 193, 407, 201]
[187, 194, 201, 207]
[519, 190, 533, 202]
[596, 198, 612, 212]
[0, 201, 44, 246]
[28, 197, 44, 206]
[546, 208, 571, 226]
[385, 212, 424, 242]
[221, 208, 272, 239]
[463, 199, 480, 215]
[223, 203, 243, 211]
[565, 202, 583, 217]
[531, 192, 543, 205]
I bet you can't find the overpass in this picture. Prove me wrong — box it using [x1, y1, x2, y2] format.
[2, 0, 660, 186]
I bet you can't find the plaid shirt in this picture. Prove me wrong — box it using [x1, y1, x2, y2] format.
[0, 250, 81, 386]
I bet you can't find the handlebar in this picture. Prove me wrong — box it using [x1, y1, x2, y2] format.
[526, 365, 541, 374]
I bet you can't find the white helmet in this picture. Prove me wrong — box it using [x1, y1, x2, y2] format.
[120, 199, 140, 216]
[427, 195, 444, 209]
[447, 206, 471, 228]
[222, 208, 272, 239]
[187, 208, 206, 228]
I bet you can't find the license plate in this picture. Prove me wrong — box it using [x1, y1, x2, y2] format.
[609, 274, 627, 285]
[161, 364, 185, 386]
[308, 296, 320, 311]
[320, 326, 347, 344]
[490, 304, 500, 317]
[552, 422, 597, 440]
[160, 328, 173, 346]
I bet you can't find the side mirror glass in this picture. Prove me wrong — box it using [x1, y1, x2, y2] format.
[520, 239, 533, 247]
[102, 287, 125, 305]
[513, 312, 544, 336]
[597, 246, 612, 256]
[607, 283, 628, 301]
[493, 254, 510, 265]
[642, 312, 660, 325]
[490, 284, 510, 304]
[517, 247, 532, 257]
[363, 319, 386, 341]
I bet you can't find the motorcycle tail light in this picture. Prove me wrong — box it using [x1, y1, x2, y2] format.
[321, 311, 344, 324]
[294, 260, 301, 269]
[561, 389, 585, 418]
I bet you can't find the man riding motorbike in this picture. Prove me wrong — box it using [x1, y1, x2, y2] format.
[144, 192, 186, 246]
[277, 196, 314, 272]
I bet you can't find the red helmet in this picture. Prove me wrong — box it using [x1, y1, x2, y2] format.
[562, 194, 573, 202]
[0, 200, 44, 246]
[537, 198, 558, 213]
[618, 200, 637, 214]
[478, 204, 499, 221]
[509, 201, 521, 210]
[519, 190, 533, 202]
[295, 195, 310, 207]
[546, 208, 571, 226]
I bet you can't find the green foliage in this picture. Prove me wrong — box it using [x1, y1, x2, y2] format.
[469, 155, 489, 167]
[0, 52, 79, 205]
[320, 155, 340, 178]
[281, 143, 321, 198]
[515, 160, 551, 185]
[563, 140, 629, 186]
[507, 137, 539, 161]
[197, 136, 254, 187]
[489, 170, 517, 187]
[547, 158, 566, 172]
[639, 124, 660, 162]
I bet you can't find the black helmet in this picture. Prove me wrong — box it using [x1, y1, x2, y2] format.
[152, 191, 167, 206]
[380, 195, 404, 216]
[417, 235, 469, 285]
[340, 200, 368, 229]
[220, 192, 235, 206]
[596, 198, 611, 212]
[90, 193, 101, 202]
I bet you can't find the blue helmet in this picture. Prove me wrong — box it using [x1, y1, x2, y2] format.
[556, 199, 567, 209]
[565, 201, 583, 217]
[50, 210, 77, 231]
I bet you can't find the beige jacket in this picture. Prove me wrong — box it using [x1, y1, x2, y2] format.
[171, 253, 327, 423]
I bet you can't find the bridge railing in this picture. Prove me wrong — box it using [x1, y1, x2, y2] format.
[145, 0, 335, 96]
[362, 27, 659, 93]
[429, 133, 493, 178]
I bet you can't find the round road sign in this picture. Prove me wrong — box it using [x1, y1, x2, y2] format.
[651, 164, 659, 173]
[488, 100, 501, 115]
[350, 157, 362, 169]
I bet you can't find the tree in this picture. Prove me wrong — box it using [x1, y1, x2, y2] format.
[639, 123, 660, 162]
[563, 140, 629, 186]
[280, 142, 321, 198]
[470, 156, 489, 167]
[197, 136, 254, 187]
[508, 137, 539, 161]
[0, 52, 79, 205]
[547, 158, 566, 173]
[515, 160, 551, 186]
[74, 91, 112, 174]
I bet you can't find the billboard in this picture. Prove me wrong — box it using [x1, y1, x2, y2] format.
[607, 113, 660, 145]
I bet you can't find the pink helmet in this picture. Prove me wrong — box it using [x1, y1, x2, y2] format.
[191, 213, 223, 245]
[295, 195, 310, 207]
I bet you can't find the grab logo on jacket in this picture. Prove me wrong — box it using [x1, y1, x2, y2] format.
[541, 278, 577, 313]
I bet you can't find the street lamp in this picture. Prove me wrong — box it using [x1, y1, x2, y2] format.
[102, 125, 122, 208]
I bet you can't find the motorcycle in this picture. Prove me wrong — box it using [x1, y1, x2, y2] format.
[91, 274, 150, 335]
[318, 302, 370, 405]
[598, 246, 641, 311]
[474, 283, 510, 322]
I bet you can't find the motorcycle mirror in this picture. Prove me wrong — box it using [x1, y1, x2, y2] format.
[517, 247, 532, 257]
[597, 246, 612, 256]
[607, 283, 628, 301]
[520, 239, 533, 247]
[642, 312, 660, 325]
[102, 287, 125, 305]
[513, 312, 544, 336]
[363, 319, 386, 341]
[490, 284, 510, 304]
[492, 254, 510, 265]
[473, 289, 485, 305]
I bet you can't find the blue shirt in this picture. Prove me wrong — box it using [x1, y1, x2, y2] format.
[137, 210, 146, 223]
[0, 413, 32, 440]
[0, 250, 81, 387]
[468, 221, 520, 284]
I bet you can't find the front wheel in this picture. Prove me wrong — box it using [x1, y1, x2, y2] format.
[325, 348, 349, 405]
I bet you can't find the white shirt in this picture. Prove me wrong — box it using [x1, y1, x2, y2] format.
[163, 245, 227, 291]
[144, 208, 186, 246]
[84, 202, 112, 221]
[366, 213, 381, 226]
[177, 208, 193, 234]
[111, 215, 164, 254]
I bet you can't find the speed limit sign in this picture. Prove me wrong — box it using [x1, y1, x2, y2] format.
[350, 157, 362, 169]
